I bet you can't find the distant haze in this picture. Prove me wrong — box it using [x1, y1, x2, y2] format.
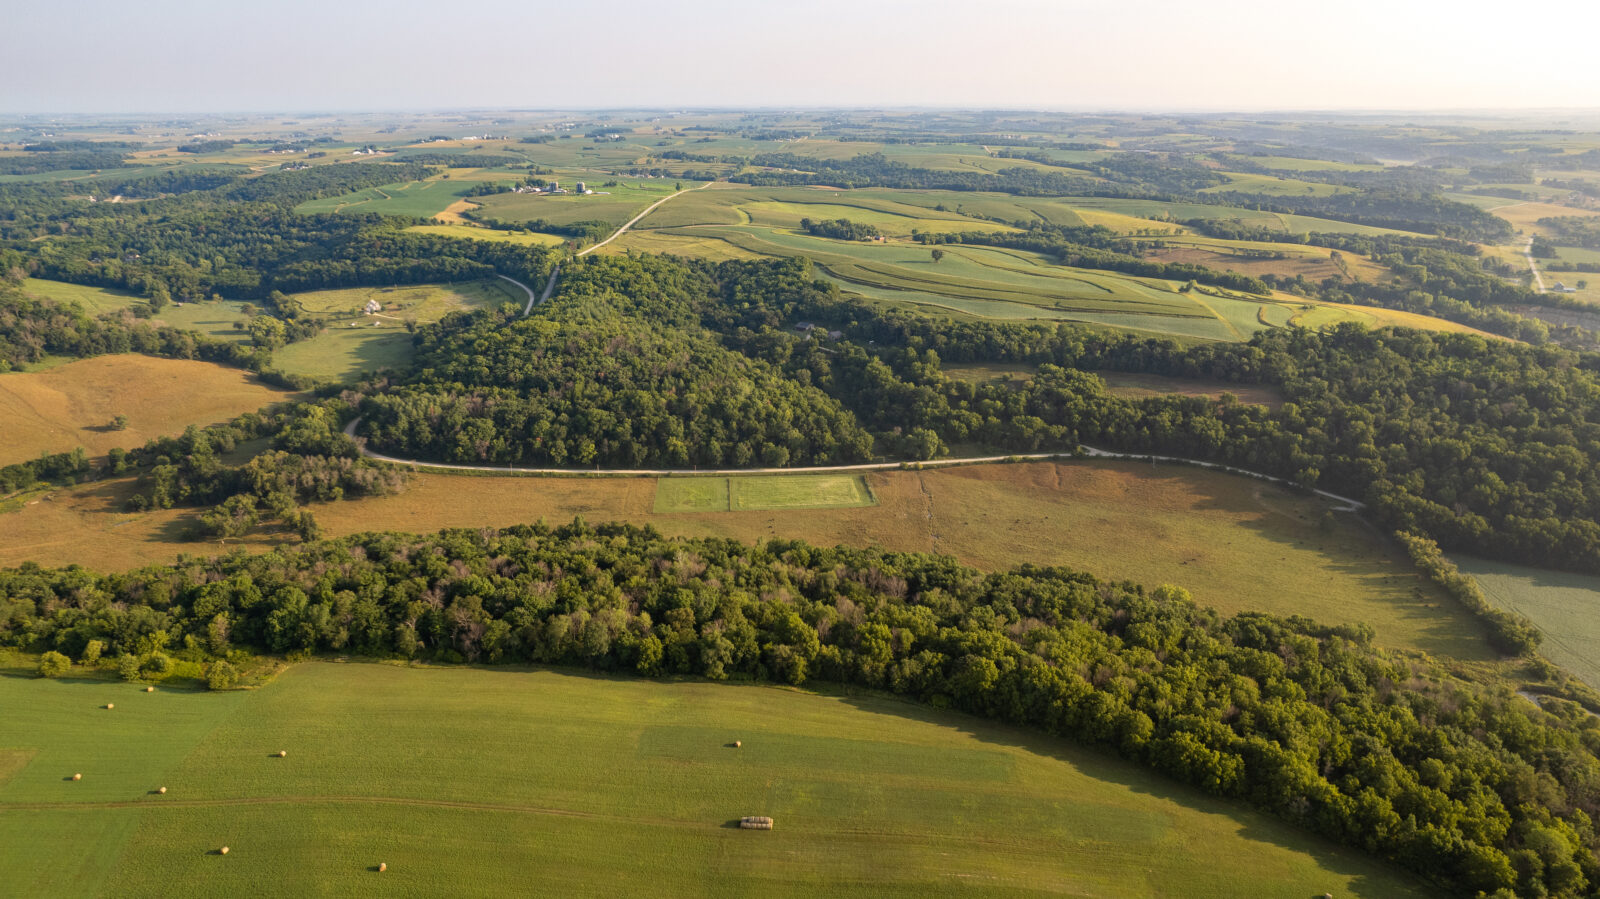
[5, 0, 1599, 113]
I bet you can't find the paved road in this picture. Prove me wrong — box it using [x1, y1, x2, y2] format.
[577, 182, 712, 257]
[1524, 236, 1547, 293]
[341, 419, 1365, 510]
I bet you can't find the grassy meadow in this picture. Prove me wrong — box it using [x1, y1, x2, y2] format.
[0, 356, 296, 465]
[266, 280, 515, 383]
[293, 177, 478, 218]
[268, 326, 413, 383]
[0, 462, 1484, 662]
[21, 280, 254, 343]
[0, 661, 1433, 898]
[1457, 557, 1600, 690]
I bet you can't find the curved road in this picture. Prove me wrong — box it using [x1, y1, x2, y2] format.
[496, 274, 535, 311]
[577, 181, 713, 257]
[341, 419, 1365, 511]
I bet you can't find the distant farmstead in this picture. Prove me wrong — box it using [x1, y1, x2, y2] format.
[364, 299, 382, 314]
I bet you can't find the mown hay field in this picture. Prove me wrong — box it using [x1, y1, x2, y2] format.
[655, 475, 875, 513]
[0, 355, 296, 465]
[268, 326, 414, 384]
[1458, 557, 1600, 689]
[0, 661, 1433, 898]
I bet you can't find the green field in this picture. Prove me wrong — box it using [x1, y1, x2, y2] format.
[0, 661, 1432, 898]
[287, 280, 519, 321]
[1458, 556, 1600, 689]
[269, 326, 414, 383]
[294, 178, 478, 218]
[21, 280, 253, 342]
[654, 475, 876, 513]
[404, 224, 568, 246]
[472, 180, 687, 227]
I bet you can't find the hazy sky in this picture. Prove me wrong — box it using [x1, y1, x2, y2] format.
[6, 0, 1599, 113]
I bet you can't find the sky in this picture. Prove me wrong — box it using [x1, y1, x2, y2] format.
[6, 0, 1599, 114]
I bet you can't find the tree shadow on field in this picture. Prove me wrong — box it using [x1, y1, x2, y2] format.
[830, 688, 1439, 899]
[1073, 459, 1498, 663]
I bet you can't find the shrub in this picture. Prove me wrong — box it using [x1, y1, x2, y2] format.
[140, 651, 174, 677]
[81, 639, 105, 665]
[37, 651, 71, 678]
[117, 654, 142, 681]
[206, 660, 238, 690]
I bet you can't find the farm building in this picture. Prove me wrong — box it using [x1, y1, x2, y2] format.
[364, 299, 382, 314]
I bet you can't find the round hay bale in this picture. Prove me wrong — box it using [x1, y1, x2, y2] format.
[105, 703, 114, 710]
[378, 863, 387, 872]
[219, 846, 229, 855]
[72, 773, 82, 781]
[734, 740, 742, 748]
[277, 750, 287, 758]
[145, 686, 155, 693]
[158, 787, 167, 794]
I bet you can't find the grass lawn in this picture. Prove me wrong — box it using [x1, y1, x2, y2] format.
[0, 355, 296, 465]
[0, 660, 1434, 898]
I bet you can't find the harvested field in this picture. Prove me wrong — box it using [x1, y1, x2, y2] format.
[0, 661, 1433, 898]
[0, 355, 296, 465]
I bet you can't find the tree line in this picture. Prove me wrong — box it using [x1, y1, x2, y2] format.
[2, 518, 1596, 897]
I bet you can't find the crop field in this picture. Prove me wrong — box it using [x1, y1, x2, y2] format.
[1199, 172, 1351, 197]
[624, 224, 1468, 341]
[0, 661, 1431, 898]
[472, 181, 686, 227]
[1485, 200, 1600, 235]
[0, 356, 296, 465]
[294, 178, 478, 218]
[287, 279, 518, 321]
[1457, 557, 1600, 689]
[403, 224, 567, 246]
[21, 280, 254, 342]
[655, 475, 876, 513]
[1237, 156, 1387, 174]
[269, 325, 414, 383]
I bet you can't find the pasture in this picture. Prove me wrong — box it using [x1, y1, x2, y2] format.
[0, 355, 296, 465]
[268, 326, 414, 384]
[308, 462, 1480, 660]
[287, 279, 519, 322]
[1457, 557, 1600, 690]
[21, 280, 254, 343]
[267, 280, 516, 383]
[0, 661, 1432, 898]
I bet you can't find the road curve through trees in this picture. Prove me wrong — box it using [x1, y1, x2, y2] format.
[341, 419, 1366, 511]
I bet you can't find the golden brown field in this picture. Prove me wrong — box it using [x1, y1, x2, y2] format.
[0, 461, 1484, 661]
[0, 355, 297, 465]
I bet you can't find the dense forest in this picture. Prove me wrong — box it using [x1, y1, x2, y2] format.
[4, 519, 1598, 897]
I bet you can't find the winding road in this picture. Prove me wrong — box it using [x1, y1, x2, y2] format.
[577, 181, 712, 257]
[341, 419, 1365, 511]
